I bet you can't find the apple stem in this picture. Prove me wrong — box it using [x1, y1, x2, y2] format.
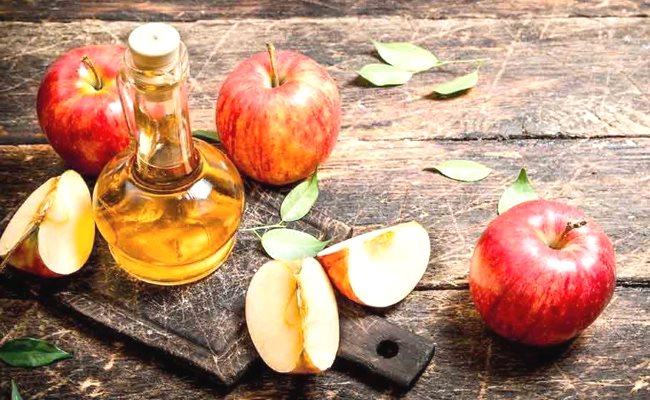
[241, 223, 285, 232]
[555, 220, 587, 248]
[436, 58, 491, 67]
[265, 43, 280, 88]
[0, 186, 56, 271]
[81, 55, 103, 91]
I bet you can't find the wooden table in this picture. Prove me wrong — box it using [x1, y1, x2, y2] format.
[1, 1, 649, 398]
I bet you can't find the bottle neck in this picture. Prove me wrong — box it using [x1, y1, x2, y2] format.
[119, 44, 199, 186]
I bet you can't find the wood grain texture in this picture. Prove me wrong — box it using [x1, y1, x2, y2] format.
[1, 17, 649, 144]
[1, 0, 648, 22]
[1, 3, 650, 398]
[1, 287, 649, 399]
[318, 137, 650, 287]
[1, 141, 647, 287]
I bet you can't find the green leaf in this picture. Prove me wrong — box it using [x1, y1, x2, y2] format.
[426, 160, 492, 182]
[281, 172, 319, 222]
[0, 337, 72, 368]
[192, 129, 220, 142]
[372, 41, 439, 72]
[498, 168, 539, 214]
[261, 229, 329, 261]
[11, 380, 22, 400]
[358, 64, 413, 86]
[432, 70, 479, 96]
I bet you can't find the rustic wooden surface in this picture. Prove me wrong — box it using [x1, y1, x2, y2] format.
[2, 17, 650, 143]
[1, 1, 649, 399]
[1, 0, 648, 21]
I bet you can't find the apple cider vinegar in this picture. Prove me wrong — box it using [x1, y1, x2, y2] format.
[93, 23, 244, 285]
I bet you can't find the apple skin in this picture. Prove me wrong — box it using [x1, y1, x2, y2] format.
[317, 248, 363, 304]
[469, 200, 616, 346]
[6, 232, 61, 278]
[216, 50, 341, 185]
[37, 45, 130, 176]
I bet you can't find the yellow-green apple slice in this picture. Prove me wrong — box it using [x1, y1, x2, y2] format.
[317, 221, 430, 307]
[245, 258, 339, 373]
[0, 170, 95, 277]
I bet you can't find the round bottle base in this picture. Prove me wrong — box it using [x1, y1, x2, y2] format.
[108, 234, 237, 286]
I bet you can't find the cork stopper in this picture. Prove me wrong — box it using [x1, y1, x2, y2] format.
[127, 23, 181, 70]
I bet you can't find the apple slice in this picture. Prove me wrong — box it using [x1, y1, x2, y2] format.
[245, 258, 339, 373]
[0, 170, 95, 277]
[317, 221, 430, 307]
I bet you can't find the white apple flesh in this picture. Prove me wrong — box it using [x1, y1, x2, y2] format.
[245, 258, 339, 373]
[0, 170, 95, 277]
[317, 221, 430, 308]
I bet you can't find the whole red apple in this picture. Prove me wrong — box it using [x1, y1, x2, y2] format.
[216, 45, 340, 185]
[469, 200, 616, 346]
[37, 45, 130, 176]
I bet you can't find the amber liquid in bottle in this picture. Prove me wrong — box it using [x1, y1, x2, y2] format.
[93, 25, 244, 285]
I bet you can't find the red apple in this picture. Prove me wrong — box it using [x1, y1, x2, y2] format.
[216, 45, 340, 185]
[37, 45, 130, 176]
[469, 200, 616, 346]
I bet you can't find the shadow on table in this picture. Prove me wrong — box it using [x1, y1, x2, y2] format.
[427, 289, 581, 396]
[424, 89, 474, 101]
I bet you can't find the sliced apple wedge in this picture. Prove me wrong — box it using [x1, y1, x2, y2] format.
[317, 221, 430, 307]
[0, 170, 95, 277]
[245, 258, 339, 374]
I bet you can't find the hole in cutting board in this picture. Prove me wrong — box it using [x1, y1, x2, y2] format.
[376, 339, 399, 358]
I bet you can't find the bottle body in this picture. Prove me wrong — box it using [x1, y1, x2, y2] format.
[93, 140, 244, 285]
[93, 24, 245, 285]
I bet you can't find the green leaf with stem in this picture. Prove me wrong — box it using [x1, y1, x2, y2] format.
[240, 223, 286, 232]
[498, 168, 539, 214]
[426, 160, 492, 182]
[372, 41, 439, 72]
[261, 229, 329, 261]
[0, 337, 72, 368]
[358, 64, 413, 86]
[281, 172, 319, 222]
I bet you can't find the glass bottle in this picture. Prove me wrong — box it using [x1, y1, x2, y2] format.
[93, 23, 245, 285]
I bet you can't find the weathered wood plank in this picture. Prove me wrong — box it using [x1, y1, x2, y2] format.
[1, 287, 648, 399]
[1, 140, 648, 287]
[1, 18, 649, 144]
[1, 0, 648, 22]
[322, 137, 650, 286]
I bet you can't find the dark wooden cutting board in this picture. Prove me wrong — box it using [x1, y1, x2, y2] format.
[1, 182, 434, 388]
